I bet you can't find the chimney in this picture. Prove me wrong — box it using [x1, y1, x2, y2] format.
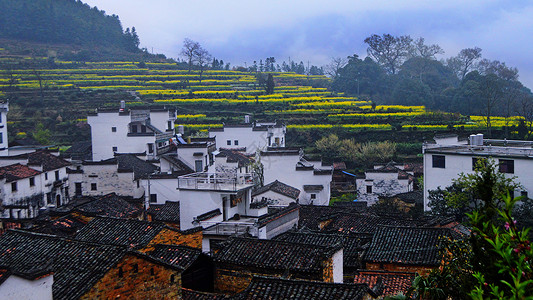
[119, 100, 125, 112]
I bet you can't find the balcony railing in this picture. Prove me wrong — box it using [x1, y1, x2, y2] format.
[202, 221, 259, 236]
[177, 172, 258, 191]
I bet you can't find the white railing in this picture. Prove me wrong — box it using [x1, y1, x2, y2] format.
[177, 172, 258, 191]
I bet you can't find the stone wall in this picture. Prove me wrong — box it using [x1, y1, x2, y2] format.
[81, 254, 182, 300]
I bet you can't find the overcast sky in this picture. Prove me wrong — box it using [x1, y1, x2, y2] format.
[83, 0, 533, 89]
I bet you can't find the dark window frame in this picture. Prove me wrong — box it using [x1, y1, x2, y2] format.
[432, 155, 446, 168]
[91, 183, 97, 191]
[11, 182, 17, 192]
[29, 177, 35, 187]
[366, 185, 372, 194]
[499, 159, 514, 174]
[111, 127, 117, 132]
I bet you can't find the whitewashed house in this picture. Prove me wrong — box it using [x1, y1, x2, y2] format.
[0, 164, 42, 219]
[0, 101, 8, 156]
[67, 154, 157, 198]
[208, 121, 286, 154]
[0, 151, 71, 212]
[0, 268, 54, 300]
[87, 104, 176, 161]
[356, 162, 414, 205]
[251, 180, 300, 206]
[260, 148, 333, 206]
[423, 133, 533, 211]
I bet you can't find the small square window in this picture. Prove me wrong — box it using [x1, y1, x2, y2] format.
[111, 127, 117, 132]
[91, 183, 97, 191]
[432, 155, 445, 168]
[366, 185, 372, 194]
[11, 182, 17, 192]
[227, 140, 231, 145]
[150, 194, 157, 203]
[310, 193, 316, 199]
[112, 146, 118, 152]
[234, 140, 239, 145]
[499, 159, 514, 174]
[29, 177, 35, 187]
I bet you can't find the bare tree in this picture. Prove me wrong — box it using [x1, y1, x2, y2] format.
[517, 95, 533, 139]
[324, 57, 347, 78]
[479, 74, 503, 137]
[410, 37, 444, 60]
[180, 38, 200, 73]
[364, 34, 413, 74]
[477, 59, 518, 81]
[194, 46, 212, 83]
[446, 47, 482, 81]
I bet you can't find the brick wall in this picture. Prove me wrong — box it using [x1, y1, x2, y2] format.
[214, 268, 253, 294]
[143, 228, 203, 252]
[81, 254, 182, 300]
[366, 262, 434, 276]
[322, 257, 334, 282]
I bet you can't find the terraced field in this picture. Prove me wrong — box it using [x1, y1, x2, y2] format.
[0, 59, 525, 144]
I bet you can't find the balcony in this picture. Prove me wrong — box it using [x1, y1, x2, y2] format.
[177, 172, 258, 191]
[202, 220, 258, 236]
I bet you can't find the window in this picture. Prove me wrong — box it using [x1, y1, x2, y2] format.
[75, 183, 82, 196]
[310, 193, 317, 199]
[167, 121, 172, 130]
[499, 159, 514, 174]
[148, 143, 154, 154]
[141, 125, 147, 133]
[91, 183, 97, 191]
[112, 146, 118, 152]
[0, 132, 3, 144]
[47, 193, 52, 204]
[45, 172, 48, 180]
[11, 182, 17, 192]
[234, 140, 239, 145]
[137, 180, 140, 188]
[432, 155, 446, 168]
[131, 125, 138, 133]
[366, 185, 372, 194]
[150, 194, 157, 203]
[111, 127, 117, 132]
[227, 140, 231, 145]
[29, 177, 35, 187]
[195, 160, 203, 172]
[472, 157, 487, 171]
[55, 170, 59, 181]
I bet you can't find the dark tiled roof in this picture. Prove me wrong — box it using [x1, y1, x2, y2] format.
[321, 213, 419, 235]
[147, 201, 180, 223]
[29, 215, 89, 237]
[354, 270, 416, 296]
[28, 150, 71, 172]
[73, 193, 142, 218]
[257, 204, 299, 227]
[115, 154, 158, 180]
[148, 244, 202, 270]
[196, 209, 221, 221]
[183, 288, 228, 300]
[74, 217, 167, 249]
[333, 162, 347, 170]
[252, 180, 300, 199]
[216, 149, 254, 167]
[233, 276, 375, 300]
[298, 205, 364, 230]
[364, 226, 452, 266]
[0, 230, 127, 300]
[303, 184, 324, 191]
[0, 163, 40, 182]
[214, 237, 340, 272]
[10, 137, 41, 147]
[332, 201, 368, 210]
[61, 141, 92, 161]
[382, 190, 423, 204]
[160, 153, 195, 175]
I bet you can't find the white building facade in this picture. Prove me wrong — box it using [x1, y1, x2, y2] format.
[0, 102, 8, 156]
[208, 122, 286, 154]
[87, 106, 176, 161]
[423, 134, 533, 211]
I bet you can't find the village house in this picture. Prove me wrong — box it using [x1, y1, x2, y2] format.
[208, 119, 286, 154]
[0, 267, 54, 300]
[0, 164, 43, 219]
[251, 180, 300, 206]
[423, 133, 533, 210]
[355, 162, 415, 205]
[0, 101, 8, 156]
[0, 230, 184, 300]
[233, 276, 377, 300]
[260, 147, 333, 205]
[362, 225, 452, 275]
[67, 153, 157, 198]
[87, 104, 177, 161]
[213, 237, 344, 294]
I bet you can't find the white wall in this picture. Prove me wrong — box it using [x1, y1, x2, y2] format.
[177, 147, 209, 172]
[356, 172, 412, 205]
[0, 274, 53, 300]
[142, 177, 180, 205]
[332, 249, 344, 283]
[178, 189, 223, 230]
[0, 103, 8, 154]
[209, 126, 285, 154]
[75, 164, 140, 197]
[252, 190, 297, 206]
[262, 154, 331, 206]
[0, 174, 42, 219]
[423, 153, 533, 211]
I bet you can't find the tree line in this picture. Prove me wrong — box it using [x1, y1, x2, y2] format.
[330, 34, 533, 136]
